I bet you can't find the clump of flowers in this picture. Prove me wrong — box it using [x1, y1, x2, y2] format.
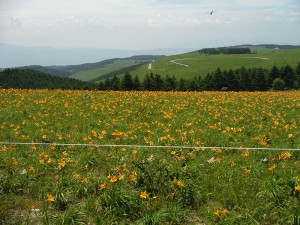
[177, 180, 184, 188]
[140, 191, 148, 199]
[278, 152, 292, 160]
[214, 209, 229, 221]
[241, 150, 250, 158]
[46, 194, 55, 202]
[267, 164, 276, 172]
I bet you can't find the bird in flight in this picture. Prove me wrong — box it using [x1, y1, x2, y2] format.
[210, 10, 214, 15]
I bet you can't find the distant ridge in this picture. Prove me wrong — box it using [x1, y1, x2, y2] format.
[248, 44, 300, 49]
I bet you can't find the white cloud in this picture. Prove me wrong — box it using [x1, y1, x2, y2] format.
[288, 12, 300, 22]
[147, 14, 203, 28]
[0, 0, 299, 49]
[9, 16, 22, 27]
[264, 16, 276, 22]
[235, 0, 291, 9]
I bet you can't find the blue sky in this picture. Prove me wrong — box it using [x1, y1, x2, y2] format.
[0, 0, 299, 49]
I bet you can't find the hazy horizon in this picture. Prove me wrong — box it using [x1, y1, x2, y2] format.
[1, 0, 299, 67]
[1, 41, 300, 68]
[0, 42, 198, 67]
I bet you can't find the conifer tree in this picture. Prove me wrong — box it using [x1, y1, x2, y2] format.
[268, 65, 280, 88]
[154, 73, 164, 91]
[163, 75, 177, 91]
[254, 68, 267, 91]
[213, 67, 225, 90]
[281, 65, 295, 89]
[143, 73, 154, 90]
[224, 69, 239, 91]
[133, 75, 141, 90]
[122, 72, 134, 90]
[104, 78, 112, 90]
[111, 75, 121, 90]
[177, 78, 187, 91]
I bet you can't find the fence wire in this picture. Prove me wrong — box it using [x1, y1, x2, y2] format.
[0, 142, 300, 151]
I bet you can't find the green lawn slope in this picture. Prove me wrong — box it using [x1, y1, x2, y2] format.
[69, 56, 163, 82]
[129, 47, 300, 80]
[70, 59, 143, 82]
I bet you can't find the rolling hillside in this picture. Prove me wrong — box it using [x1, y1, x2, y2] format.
[16, 55, 163, 82]
[69, 57, 156, 82]
[8, 44, 300, 83]
[128, 45, 300, 80]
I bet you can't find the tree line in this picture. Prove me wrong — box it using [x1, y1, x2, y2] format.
[98, 63, 300, 91]
[199, 47, 251, 55]
[1, 63, 300, 91]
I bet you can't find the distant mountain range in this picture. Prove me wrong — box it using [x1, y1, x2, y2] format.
[0, 43, 192, 68]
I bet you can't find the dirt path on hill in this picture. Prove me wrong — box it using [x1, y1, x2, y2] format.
[170, 59, 191, 67]
[246, 57, 270, 60]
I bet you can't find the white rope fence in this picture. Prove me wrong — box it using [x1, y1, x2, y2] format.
[0, 142, 300, 151]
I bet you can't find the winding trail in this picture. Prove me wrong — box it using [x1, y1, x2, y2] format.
[246, 57, 270, 61]
[170, 58, 192, 67]
[153, 56, 270, 70]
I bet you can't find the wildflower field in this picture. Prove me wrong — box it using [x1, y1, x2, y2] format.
[0, 89, 300, 224]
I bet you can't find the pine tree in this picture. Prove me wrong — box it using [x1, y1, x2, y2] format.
[213, 67, 225, 90]
[188, 77, 198, 91]
[154, 73, 164, 91]
[142, 74, 154, 90]
[122, 72, 134, 91]
[133, 75, 141, 90]
[104, 78, 112, 90]
[203, 73, 214, 90]
[111, 75, 120, 90]
[97, 81, 105, 90]
[224, 69, 239, 91]
[254, 68, 267, 91]
[281, 65, 296, 89]
[164, 75, 177, 91]
[238, 67, 251, 91]
[268, 65, 280, 88]
[177, 78, 187, 91]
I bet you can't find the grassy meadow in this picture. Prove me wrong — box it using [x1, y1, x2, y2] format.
[70, 59, 145, 82]
[129, 48, 300, 80]
[1, 89, 300, 224]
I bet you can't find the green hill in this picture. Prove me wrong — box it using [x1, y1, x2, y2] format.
[15, 55, 163, 82]
[70, 58, 147, 82]
[18, 65, 70, 77]
[0, 69, 94, 90]
[10, 45, 300, 83]
[128, 46, 300, 80]
[53, 55, 163, 82]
